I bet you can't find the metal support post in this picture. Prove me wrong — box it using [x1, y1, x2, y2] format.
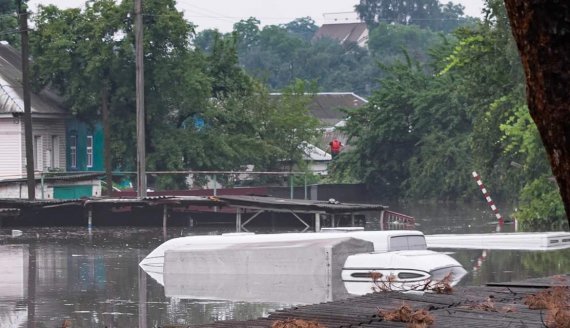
[315, 213, 321, 232]
[162, 204, 168, 229]
[87, 207, 93, 231]
[304, 173, 307, 200]
[290, 175, 294, 199]
[40, 173, 45, 199]
[236, 208, 242, 232]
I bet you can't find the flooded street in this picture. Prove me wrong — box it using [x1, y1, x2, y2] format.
[1, 204, 569, 327]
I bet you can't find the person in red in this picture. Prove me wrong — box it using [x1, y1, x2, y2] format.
[329, 138, 342, 159]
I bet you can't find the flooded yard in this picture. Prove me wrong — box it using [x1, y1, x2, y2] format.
[1, 204, 569, 327]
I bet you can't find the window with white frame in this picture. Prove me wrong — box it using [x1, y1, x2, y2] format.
[34, 136, 43, 171]
[86, 135, 93, 168]
[70, 135, 77, 168]
[51, 135, 60, 169]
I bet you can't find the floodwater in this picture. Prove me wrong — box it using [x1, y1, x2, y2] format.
[1, 203, 569, 327]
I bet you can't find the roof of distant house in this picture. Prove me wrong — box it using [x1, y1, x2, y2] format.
[301, 142, 332, 162]
[0, 42, 67, 117]
[271, 92, 367, 127]
[310, 92, 367, 125]
[312, 22, 368, 46]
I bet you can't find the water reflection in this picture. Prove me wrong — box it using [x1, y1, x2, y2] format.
[0, 228, 287, 327]
[453, 248, 570, 286]
[0, 202, 567, 326]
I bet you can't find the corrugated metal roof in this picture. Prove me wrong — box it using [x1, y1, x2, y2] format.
[313, 22, 368, 45]
[216, 195, 385, 214]
[301, 142, 331, 161]
[0, 173, 103, 185]
[84, 196, 223, 208]
[0, 198, 81, 208]
[0, 43, 67, 116]
[309, 92, 367, 126]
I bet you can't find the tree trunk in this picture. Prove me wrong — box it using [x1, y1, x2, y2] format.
[503, 0, 570, 225]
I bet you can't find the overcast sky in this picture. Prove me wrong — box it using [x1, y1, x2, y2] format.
[28, 0, 485, 32]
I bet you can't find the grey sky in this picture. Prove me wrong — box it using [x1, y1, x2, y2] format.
[28, 0, 485, 32]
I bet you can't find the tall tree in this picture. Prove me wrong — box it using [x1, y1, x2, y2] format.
[336, 59, 428, 197]
[32, 0, 212, 189]
[32, 0, 124, 194]
[355, 0, 470, 32]
[233, 17, 260, 52]
[0, 0, 21, 46]
[282, 17, 318, 42]
[503, 0, 570, 224]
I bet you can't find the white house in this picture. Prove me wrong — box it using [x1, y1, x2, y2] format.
[0, 43, 103, 199]
[0, 42, 68, 180]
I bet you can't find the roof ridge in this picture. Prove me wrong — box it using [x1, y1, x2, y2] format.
[0, 76, 24, 113]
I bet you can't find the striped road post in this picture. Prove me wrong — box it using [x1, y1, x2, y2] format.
[472, 171, 504, 225]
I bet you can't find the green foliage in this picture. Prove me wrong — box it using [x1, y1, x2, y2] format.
[282, 17, 318, 42]
[335, 60, 426, 197]
[205, 31, 253, 98]
[368, 23, 443, 64]
[355, 0, 474, 33]
[272, 80, 321, 171]
[233, 17, 260, 52]
[516, 179, 565, 226]
[195, 19, 379, 95]
[27, 0, 563, 224]
[0, 0, 20, 46]
[498, 90, 562, 224]
[334, 0, 561, 224]
[194, 12, 455, 96]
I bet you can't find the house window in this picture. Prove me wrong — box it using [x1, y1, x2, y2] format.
[70, 135, 77, 169]
[86, 135, 93, 168]
[34, 136, 43, 171]
[51, 135, 60, 169]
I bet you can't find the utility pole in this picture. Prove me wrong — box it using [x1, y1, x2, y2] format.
[19, 1, 35, 200]
[135, 0, 146, 198]
[101, 84, 113, 197]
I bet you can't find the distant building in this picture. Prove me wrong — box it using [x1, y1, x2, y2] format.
[271, 92, 368, 175]
[0, 42, 102, 199]
[0, 42, 68, 179]
[66, 120, 104, 172]
[313, 13, 369, 48]
[307, 92, 367, 128]
[308, 92, 367, 156]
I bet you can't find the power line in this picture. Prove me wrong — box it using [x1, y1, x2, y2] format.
[175, 0, 305, 23]
[0, 28, 31, 36]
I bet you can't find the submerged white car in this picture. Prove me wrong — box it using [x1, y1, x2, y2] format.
[140, 229, 467, 303]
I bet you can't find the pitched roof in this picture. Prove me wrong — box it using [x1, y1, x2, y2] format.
[312, 22, 368, 46]
[270, 92, 367, 127]
[0, 43, 67, 117]
[309, 92, 367, 126]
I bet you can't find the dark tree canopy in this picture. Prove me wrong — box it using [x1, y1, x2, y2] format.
[0, 0, 22, 46]
[355, 0, 470, 32]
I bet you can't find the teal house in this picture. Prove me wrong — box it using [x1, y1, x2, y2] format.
[66, 119, 104, 172]
[52, 119, 105, 199]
